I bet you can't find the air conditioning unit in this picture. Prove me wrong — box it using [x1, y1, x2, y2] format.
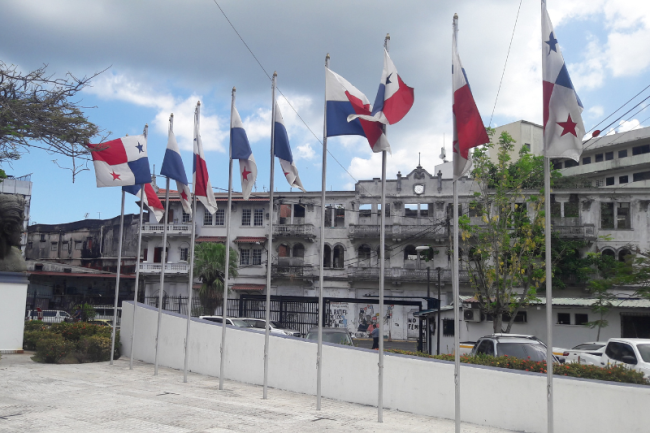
[463, 309, 482, 322]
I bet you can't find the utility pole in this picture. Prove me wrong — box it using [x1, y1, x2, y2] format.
[437, 267, 442, 355]
[427, 266, 431, 355]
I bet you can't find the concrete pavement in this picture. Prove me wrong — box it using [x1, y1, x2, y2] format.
[0, 353, 512, 432]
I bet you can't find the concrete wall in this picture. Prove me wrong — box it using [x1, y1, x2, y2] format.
[122, 301, 650, 433]
[0, 273, 28, 352]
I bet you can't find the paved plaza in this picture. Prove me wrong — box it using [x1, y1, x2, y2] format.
[0, 353, 512, 432]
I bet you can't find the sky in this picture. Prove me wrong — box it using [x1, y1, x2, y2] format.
[2, 0, 650, 224]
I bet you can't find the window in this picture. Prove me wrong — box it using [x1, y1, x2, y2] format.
[252, 249, 262, 265]
[595, 153, 604, 162]
[575, 314, 589, 326]
[293, 204, 305, 219]
[582, 156, 591, 165]
[51, 242, 57, 251]
[323, 245, 332, 267]
[75, 241, 83, 250]
[40, 234, 45, 242]
[605, 151, 614, 161]
[443, 319, 455, 336]
[523, 143, 531, 151]
[550, 195, 561, 217]
[241, 209, 251, 226]
[620, 175, 629, 184]
[334, 207, 345, 227]
[359, 204, 372, 218]
[475, 340, 495, 356]
[333, 245, 344, 268]
[601, 203, 614, 229]
[182, 210, 191, 223]
[358, 245, 372, 265]
[606, 177, 614, 186]
[558, 313, 571, 325]
[619, 249, 631, 263]
[617, 202, 630, 229]
[279, 204, 291, 224]
[377, 203, 391, 217]
[166, 208, 174, 224]
[595, 179, 604, 187]
[469, 202, 483, 217]
[203, 209, 213, 226]
[633, 144, 650, 156]
[565, 194, 580, 218]
[404, 204, 418, 218]
[633, 170, 650, 182]
[214, 209, 225, 225]
[553, 161, 563, 170]
[619, 149, 628, 158]
[606, 342, 637, 364]
[62, 241, 69, 250]
[240, 249, 250, 265]
[254, 209, 264, 226]
[564, 159, 579, 168]
[447, 203, 462, 219]
[180, 248, 189, 261]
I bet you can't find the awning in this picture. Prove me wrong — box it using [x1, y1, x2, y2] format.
[232, 284, 265, 291]
[234, 237, 266, 244]
[196, 236, 226, 243]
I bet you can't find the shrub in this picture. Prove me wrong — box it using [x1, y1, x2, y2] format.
[76, 335, 112, 362]
[23, 330, 52, 351]
[35, 335, 75, 363]
[24, 320, 49, 332]
[50, 322, 105, 341]
[386, 350, 650, 386]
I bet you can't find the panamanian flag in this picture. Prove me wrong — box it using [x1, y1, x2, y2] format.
[542, 0, 584, 161]
[325, 68, 390, 153]
[348, 49, 414, 125]
[231, 104, 257, 200]
[89, 135, 151, 187]
[452, 14, 489, 179]
[193, 103, 218, 214]
[160, 124, 192, 216]
[123, 183, 165, 222]
[274, 101, 305, 192]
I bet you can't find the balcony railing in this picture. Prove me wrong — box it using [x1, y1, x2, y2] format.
[551, 218, 596, 240]
[138, 262, 190, 273]
[271, 264, 313, 278]
[349, 267, 469, 283]
[274, 224, 316, 239]
[348, 224, 447, 240]
[141, 223, 192, 235]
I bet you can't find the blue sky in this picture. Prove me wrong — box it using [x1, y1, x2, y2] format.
[2, 0, 649, 224]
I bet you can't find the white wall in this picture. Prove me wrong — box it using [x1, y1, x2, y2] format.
[0, 275, 28, 352]
[122, 301, 650, 433]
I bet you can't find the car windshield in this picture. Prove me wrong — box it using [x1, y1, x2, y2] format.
[497, 342, 547, 361]
[572, 343, 605, 351]
[230, 319, 253, 328]
[306, 332, 352, 346]
[637, 344, 650, 363]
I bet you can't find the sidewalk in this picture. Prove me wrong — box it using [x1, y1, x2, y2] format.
[0, 353, 511, 432]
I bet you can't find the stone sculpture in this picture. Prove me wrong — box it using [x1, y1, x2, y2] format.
[0, 195, 26, 272]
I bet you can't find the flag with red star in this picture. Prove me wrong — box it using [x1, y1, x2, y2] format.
[160, 122, 192, 216]
[88, 135, 151, 187]
[542, 0, 584, 161]
[123, 183, 165, 222]
[231, 104, 257, 200]
[273, 101, 305, 192]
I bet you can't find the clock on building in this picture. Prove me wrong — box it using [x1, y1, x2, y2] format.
[414, 184, 424, 195]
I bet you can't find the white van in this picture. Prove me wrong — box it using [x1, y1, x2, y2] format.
[25, 310, 72, 323]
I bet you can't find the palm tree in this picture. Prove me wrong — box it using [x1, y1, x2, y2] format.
[193, 242, 238, 315]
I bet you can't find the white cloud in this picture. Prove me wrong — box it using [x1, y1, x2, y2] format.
[295, 142, 316, 160]
[618, 118, 642, 133]
[587, 105, 605, 118]
[568, 35, 606, 91]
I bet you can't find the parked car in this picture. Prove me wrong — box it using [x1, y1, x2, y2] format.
[305, 327, 355, 347]
[242, 318, 301, 337]
[580, 338, 650, 377]
[471, 334, 558, 362]
[198, 316, 254, 328]
[563, 342, 607, 365]
[25, 310, 72, 323]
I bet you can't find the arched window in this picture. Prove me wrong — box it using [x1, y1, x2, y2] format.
[619, 249, 631, 263]
[333, 245, 345, 268]
[468, 247, 480, 262]
[323, 244, 332, 268]
[278, 243, 290, 257]
[403, 245, 417, 261]
[358, 245, 371, 266]
[601, 249, 615, 260]
[293, 243, 305, 258]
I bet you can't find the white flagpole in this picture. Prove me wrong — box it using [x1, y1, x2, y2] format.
[219, 88, 236, 390]
[154, 118, 173, 376]
[263, 72, 278, 399]
[317, 54, 330, 410]
[109, 189, 126, 365]
[544, 157, 554, 431]
[183, 102, 201, 383]
[377, 33, 390, 424]
[128, 176, 146, 369]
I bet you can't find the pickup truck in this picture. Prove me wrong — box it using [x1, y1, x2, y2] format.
[575, 338, 650, 377]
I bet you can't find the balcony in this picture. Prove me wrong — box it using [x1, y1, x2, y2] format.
[271, 257, 313, 279]
[348, 224, 447, 241]
[348, 267, 469, 283]
[141, 223, 192, 236]
[273, 224, 316, 241]
[139, 262, 190, 274]
[551, 218, 596, 240]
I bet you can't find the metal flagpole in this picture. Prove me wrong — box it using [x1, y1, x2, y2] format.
[377, 33, 390, 424]
[219, 88, 236, 390]
[544, 157, 554, 432]
[128, 178, 146, 369]
[109, 189, 126, 365]
[452, 179, 461, 433]
[263, 72, 278, 399]
[183, 102, 201, 383]
[317, 54, 330, 410]
[154, 118, 173, 376]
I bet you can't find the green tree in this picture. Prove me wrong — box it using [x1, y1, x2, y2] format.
[193, 242, 238, 315]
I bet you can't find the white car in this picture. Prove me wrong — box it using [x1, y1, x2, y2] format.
[26, 310, 72, 323]
[198, 316, 254, 329]
[242, 318, 302, 337]
[563, 342, 607, 365]
[598, 338, 650, 377]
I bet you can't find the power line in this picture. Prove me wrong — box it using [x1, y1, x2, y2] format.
[583, 95, 650, 152]
[586, 83, 650, 134]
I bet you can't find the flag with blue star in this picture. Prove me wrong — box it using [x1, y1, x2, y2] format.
[88, 134, 151, 187]
[541, 0, 584, 162]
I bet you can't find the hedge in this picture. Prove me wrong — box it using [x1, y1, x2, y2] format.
[386, 350, 650, 386]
